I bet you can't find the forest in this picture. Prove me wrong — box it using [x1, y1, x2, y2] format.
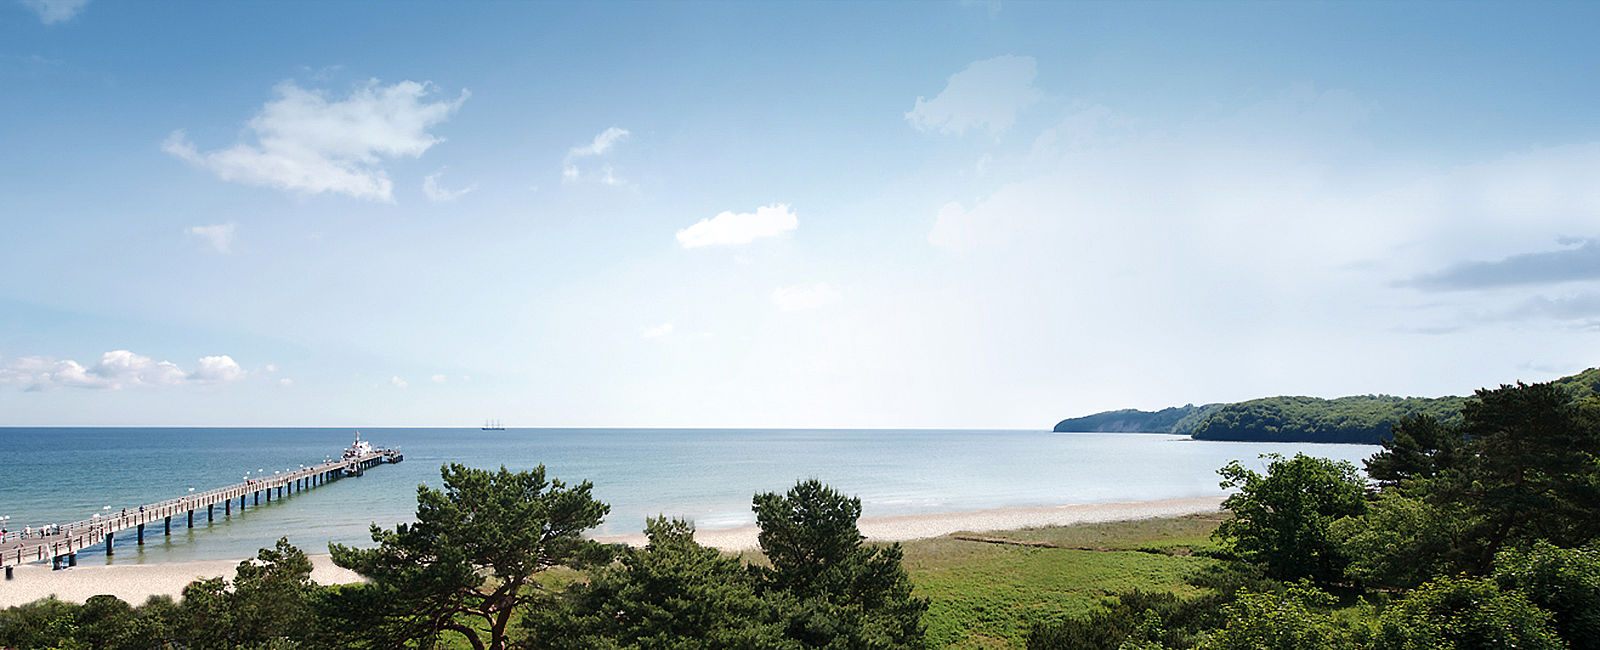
[1056, 366, 1600, 443]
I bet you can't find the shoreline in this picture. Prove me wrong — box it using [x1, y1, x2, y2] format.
[0, 495, 1225, 608]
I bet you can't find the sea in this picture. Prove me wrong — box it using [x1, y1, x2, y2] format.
[0, 428, 1377, 565]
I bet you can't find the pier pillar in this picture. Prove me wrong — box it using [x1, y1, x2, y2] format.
[69, 553, 76, 567]
[209, 504, 216, 521]
[137, 523, 144, 545]
[253, 491, 259, 506]
[6, 566, 12, 580]
[165, 516, 171, 536]
[105, 533, 113, 556]
[266, 488, 271, 503]
[225, 499, 231, 515]
[188, 510, 194, 528]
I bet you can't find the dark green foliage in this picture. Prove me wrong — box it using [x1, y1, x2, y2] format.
[1364, 414, 1467, 488]
[1455, 382, 1600, 565]
[176, 537, 317, 649]
[1372, 575, 1564, 650]
[1330, 492, 1470, 589]
[1495, 542, 1600, 650]
[1054, 403, 1224, 435]
[331, 463, 612, 650]
[1024, 589, 1214, 650]
[0, 595, 170, 650]
[1190, 394, 1466, 443]
[1194, 584, 1359, 650]
[753, 479, 929, 649]
[0, 542, 310, 650]
[1351, 380, 1600, 579]
[1552, 367, 1600, 401]
[526, 517, 793, 649]
[1214, 454, 1367, 583]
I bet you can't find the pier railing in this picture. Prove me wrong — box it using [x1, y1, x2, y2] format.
[2, 448, 400, 571]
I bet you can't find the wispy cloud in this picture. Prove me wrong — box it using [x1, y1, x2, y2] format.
[562, 126, 630, 185]
[390, 376, 408, 389]
[186, 223, 237, 253]
[641, 322, 674, 339]
[21, 0, 88, 24]
[422, 167, 476, 202]
[907, 55, 1041, 136]
[677, 204, 798, 248]
[164, 79, 468, 202]
[0, 350, 247, 391]
[1405, 238, 1600, 291]
[772, 283, 841, 311]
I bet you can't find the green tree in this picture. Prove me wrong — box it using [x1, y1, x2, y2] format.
[753, 479, 928, 649]
[0, 597, 83, 650]
[1372, 575, 1563, 650]
[1213, 454, 1367, 583]
[177, 537, 316, 649]
[1364, 414, 1466, 489]
[331, 463, 611, 650]
[527, 517, 793, 649]
[1455, 382, 1600, 569]
[1330, 492, 1469, 589]
[1495, 542, 1600, 650]
[1194, 584, 1359, 650]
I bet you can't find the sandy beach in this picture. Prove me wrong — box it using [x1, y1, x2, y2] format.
[0, 554, 366, 609]
[0, 495, 1224, 608]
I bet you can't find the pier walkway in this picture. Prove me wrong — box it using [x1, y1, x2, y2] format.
[1, 447, 401, 575]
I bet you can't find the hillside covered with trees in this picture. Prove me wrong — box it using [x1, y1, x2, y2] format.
[1052, 404, 1223, 436]
[1055, 366, 1600, 443]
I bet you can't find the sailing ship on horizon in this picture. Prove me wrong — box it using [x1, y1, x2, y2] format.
[481, 419, 506, 430]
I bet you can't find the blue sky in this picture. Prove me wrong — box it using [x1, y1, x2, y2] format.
[2, 1, 1598, 427]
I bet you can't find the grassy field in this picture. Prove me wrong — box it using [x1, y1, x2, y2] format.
[445, 513, 1228, 649]
[901, 513, 1227, 648]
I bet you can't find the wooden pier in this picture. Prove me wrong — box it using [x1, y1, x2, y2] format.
[0, 446, 401, 577]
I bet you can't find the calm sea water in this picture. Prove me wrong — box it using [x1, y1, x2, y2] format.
[0, 428, 1376, 565]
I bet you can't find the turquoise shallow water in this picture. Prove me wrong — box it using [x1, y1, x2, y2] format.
[0, 428, 1376, 565]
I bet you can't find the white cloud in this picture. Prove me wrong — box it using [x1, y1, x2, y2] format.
[641, 322, 675, 339]
[569, 126, 630, 158]
[21, 0, 88, 24]
[164, 79, 468, 202]
[0, 350, 248, 391]
[772, 283, 842, 311]
[278, 378, 294, 387]
[911, 84, 1600, 406]
[186, 223, 237, 253]
[562, 127, 630, 185]
[676, 204, 798, 248]
[190, 355, 245, 383]
[422, 168, 476, 202]
[390, 376, 408, 388]
[907, 55, 1041, 136]
[431, 374, 447, 383]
